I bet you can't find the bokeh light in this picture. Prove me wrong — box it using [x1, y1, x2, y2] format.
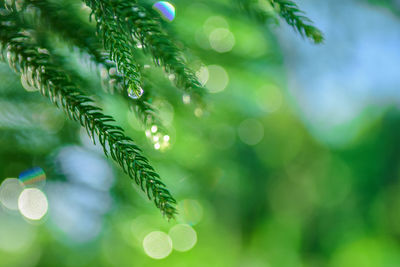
[169, 224, 197, 252]
[177, 199, 203, 226]
[205, 65, 229, 93]
[0, 178, 24, 210]
[143, 231, 172, 259]
[209, 28, 235, 53]
[18, 188, 48, 220]
[195, 66, 209, 86]
[238, 119, 264, 145]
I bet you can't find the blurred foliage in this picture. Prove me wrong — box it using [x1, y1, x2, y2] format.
[1, 0, 400, 266]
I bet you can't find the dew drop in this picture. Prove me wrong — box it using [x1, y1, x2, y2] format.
[128, 86, 144, 99]
[108, 67, 117, 76]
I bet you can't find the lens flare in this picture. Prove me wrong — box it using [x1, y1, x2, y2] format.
[153, 1, 176, 22]
[19, 167, 46, 186]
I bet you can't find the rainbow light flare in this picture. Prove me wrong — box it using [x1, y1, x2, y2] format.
[153, 1, 176, 22]
[19, 167, 46, 186]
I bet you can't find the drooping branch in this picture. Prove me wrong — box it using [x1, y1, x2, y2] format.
[0, 8, 177, 218]
[13, 0, 168, 137]
[269, 0, 324, 43]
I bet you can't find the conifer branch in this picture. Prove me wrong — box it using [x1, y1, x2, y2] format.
[269, 0, 324, 43]
[83, 0, 205, 101]
[93, 1, 143, 98]
[0, 8, 177, 218]
[9, 0, 167, 136]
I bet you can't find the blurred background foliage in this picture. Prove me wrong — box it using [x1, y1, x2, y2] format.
[1, 0, 400, 266]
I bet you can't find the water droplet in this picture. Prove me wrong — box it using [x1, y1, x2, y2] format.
[127, 86, 144, 99]
[153, 1, 176, 22]
[108, 67, 117, 76]
[154, 143, 161, 150]
[163, 135, 170, 142]
[151, 125, 158, 133]
[138, 12, 146, 18]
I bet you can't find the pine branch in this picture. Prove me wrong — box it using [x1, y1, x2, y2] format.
[83, 0, 205, 102]
[14, 0, 168, 137]
[269, 0, 324, 43]
[0, 8, 177, 218]
[95, 1, 144, 98]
